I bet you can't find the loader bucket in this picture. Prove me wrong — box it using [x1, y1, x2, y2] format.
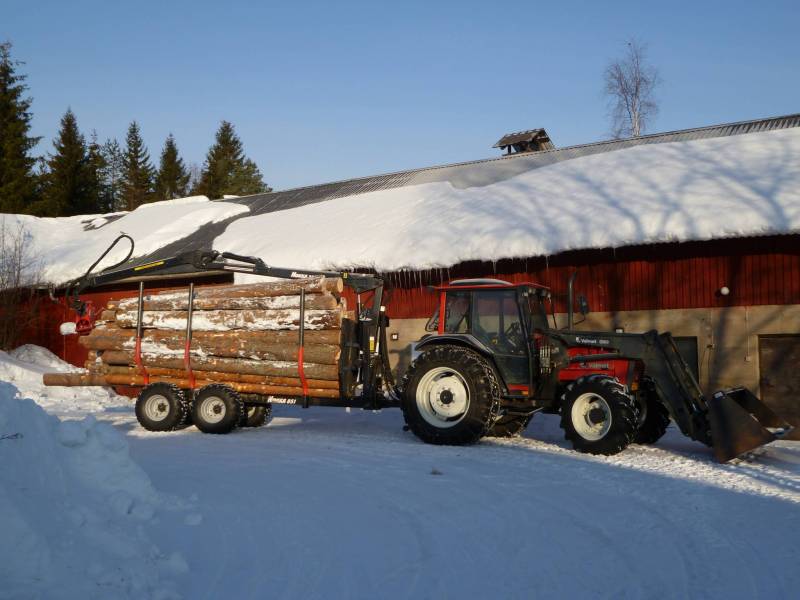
[707, 387, 793, 462]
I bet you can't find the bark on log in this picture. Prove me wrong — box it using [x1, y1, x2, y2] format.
[80, 332, 340, 364]
[114, 308, 343, 331]
[106, 277, 343, 310]
[42, 372, 339, 399]
[97, 350, 339, 380]
[80, 327, 341, 346]
[110, 293, 338, 312]
[99, 365, 339, 389]
[98, 310, 117, 321]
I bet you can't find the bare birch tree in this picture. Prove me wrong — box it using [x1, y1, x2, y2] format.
[604, 39, 660, 138]
[0, 219, 43, 349]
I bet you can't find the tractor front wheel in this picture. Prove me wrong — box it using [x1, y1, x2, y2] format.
[400, 345, 501, 445]
[560, 376, 638, 455]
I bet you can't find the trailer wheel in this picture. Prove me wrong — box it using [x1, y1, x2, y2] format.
[634, 377, 671, 444]
[191, 385, 243, 434]
[240, 404, 272, 428]
[135, 383, 188, 432]
[486, 413, 533, 437]
[560, 376, 638, 455]
[400, 345, 501, 445]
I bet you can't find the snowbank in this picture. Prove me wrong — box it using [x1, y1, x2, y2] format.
[1, 195, 249, 285]
[0, 382, 185, 599]
[215, 127, 800, 277]
[0, 345, 129, 419]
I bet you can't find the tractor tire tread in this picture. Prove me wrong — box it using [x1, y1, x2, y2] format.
[559, 375, 638, 455]
[135, 383, 187, 432]
[400, 345, 500, 445]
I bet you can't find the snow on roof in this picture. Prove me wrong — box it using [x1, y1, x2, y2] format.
[1, 196, 248, 285]
[215, 127, 800, 280]
[3, 118, 800, 286]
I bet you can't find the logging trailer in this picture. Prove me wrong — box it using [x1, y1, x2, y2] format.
[48, 235, 797, 462]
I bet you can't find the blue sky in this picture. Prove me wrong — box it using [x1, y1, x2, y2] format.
[4, 0, 799, 190]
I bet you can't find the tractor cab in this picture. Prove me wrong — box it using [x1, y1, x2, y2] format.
[419, 279, 553, 397]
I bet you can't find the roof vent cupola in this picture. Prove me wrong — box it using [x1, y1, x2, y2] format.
[493, 128, 554, 155]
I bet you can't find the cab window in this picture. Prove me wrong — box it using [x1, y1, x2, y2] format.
[472, 290, 525, 355]
[425, 291, 472, 333]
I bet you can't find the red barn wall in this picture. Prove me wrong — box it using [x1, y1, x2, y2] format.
[376, 235, 800, 319]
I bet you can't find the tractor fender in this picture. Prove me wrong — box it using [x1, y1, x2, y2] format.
[413, 335, 512, 393]
[414, 334, 494, 357]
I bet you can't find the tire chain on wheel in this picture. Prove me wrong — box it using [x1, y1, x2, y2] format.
[240, 404, 273, 428]
[633, 376, 671, 445]
[192, 384, 244, 434]
[559, 375, 639, 455]
[135, 382, 188, 432]
[399, 345, 501, 445]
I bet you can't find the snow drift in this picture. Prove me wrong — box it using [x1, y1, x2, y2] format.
[0, 348, 187, 599]
[0, 385, 187, 599]
[0, 345, 129, 419]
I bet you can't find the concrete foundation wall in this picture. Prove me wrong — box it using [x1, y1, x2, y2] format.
[385, 304, 800, 395]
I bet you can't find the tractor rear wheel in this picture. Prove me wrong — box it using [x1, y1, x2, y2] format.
[560, 376, 638, 455]
[191, 384, 243, 434]
[634, 377, 671, 444]
[135, 383, 188, 432]
[400, 345, 501, 445]
[486, 413, 533, 437]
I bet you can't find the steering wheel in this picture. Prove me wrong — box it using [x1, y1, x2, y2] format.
[503, 322, 525, 352]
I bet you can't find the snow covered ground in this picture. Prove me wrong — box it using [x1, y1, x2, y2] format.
[2, 346, 799, 599]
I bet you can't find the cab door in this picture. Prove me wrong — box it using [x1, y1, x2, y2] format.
[470, 290, 530, 388]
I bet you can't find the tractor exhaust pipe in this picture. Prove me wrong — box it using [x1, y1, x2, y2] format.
[567, 271, 577, 330]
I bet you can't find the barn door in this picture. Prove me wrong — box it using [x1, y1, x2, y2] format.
[758, 335, 800, 423]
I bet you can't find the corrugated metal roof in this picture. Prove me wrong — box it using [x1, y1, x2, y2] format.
[125, 112, 800, 273]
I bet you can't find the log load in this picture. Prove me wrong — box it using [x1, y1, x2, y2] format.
[47, 276, 346, 399]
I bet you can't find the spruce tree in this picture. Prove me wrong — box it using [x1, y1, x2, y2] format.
[86, 131, 106, 213]
[0, 41, 41, 214]
[154, 134, 190, 200]
[193, 121, 269, 199]
[99, 138, 124, 212]
[120, 121, 154, 210]
[38, 109, 96, 217]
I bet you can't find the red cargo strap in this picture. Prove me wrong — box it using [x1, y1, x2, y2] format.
[134, 336, 149, 385]
[297, 346, 309, 396]
[183, 339, 196, 389]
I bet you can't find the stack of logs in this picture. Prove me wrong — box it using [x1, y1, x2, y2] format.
[43, 276, 346, 399]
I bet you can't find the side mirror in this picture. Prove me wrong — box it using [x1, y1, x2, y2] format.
[578, 295, 590, 316]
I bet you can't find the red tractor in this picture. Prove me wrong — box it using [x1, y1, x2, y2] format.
[400, 277, 795, 461]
